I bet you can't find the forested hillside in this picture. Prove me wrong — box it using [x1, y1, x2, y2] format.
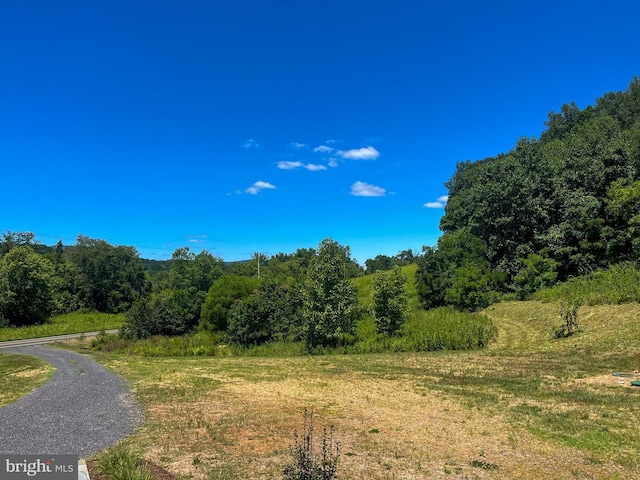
[416, 78, 640, 310]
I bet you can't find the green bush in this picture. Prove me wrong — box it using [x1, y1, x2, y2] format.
[371, 267, 409, 336]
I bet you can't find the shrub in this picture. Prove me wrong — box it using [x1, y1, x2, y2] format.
[554, 302, 579, 338]
[371, 267, 409, 336]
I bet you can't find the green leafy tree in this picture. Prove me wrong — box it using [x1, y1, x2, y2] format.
[166, 247, 226, 292]
[371, 267, 409, 336]
[67, 235, 148, 313]
[120, 288, 204, 339]
[199, 275, 260, 331]
[514, 252, 559, 299]
[302, 238, 360, 350]
[0, 246, 55, 326]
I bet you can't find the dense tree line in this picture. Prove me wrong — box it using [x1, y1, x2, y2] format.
[416, 78, 640, 310]
[0, 232, 148, 326]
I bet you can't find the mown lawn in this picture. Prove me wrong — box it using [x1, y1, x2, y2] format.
[0, 352, 53, 407]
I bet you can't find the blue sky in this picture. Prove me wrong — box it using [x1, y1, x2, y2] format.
[2, 1, 639, 263]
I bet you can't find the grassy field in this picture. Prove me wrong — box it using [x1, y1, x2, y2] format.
[84, 298, 640, 479]
[0, 312, 125, 342]
[0, 352, 53, 407]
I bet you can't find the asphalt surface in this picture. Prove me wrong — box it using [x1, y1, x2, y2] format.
[0, 330, 120, 349]
[0, 345, 142, 456]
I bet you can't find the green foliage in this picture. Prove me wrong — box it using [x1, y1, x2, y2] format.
[438, 78, 640, 291]
[94, 443, 153, 480]
[415, 231, 501, 311]
[365, 249, 416, 274]
[302, 239, 360, 350]
[283, 410, 340, 480]
[199, 275, 260, 331]
[371, 267, 409, 335]
[165, 247, 225, 292]
[514, 252, 559, 300]
[534, 262, 640, 305]
[0, 246, 54, 326]
[120, 288, 204, 339]
[228, 279, 305, 347]
[67, 235, 148, 313]
[554, 302, 579, 338]
[227, 291, 273, 347]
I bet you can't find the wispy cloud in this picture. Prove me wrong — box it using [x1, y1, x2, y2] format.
[277, 161, 327, 171]
[246, 181, 276, 195]
[277, 161, 304, 170]
[314, 145, 334, 153]
[242, 138, 261, 149]
[328, 158, 338, 168]
[350, 181, 386, 197]
[186, 234, 208, 244]
[423, 195, 449, 208]
[289, 142, 307, 149]
[338, 146, 380, 160]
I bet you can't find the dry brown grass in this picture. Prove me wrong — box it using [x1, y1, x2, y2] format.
[86, 300, 640, 479]
[97, 352, 638, 479]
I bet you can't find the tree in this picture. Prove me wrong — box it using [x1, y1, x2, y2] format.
[227, 279, 305, 347]
[167, 247, 226, 292]
[0, 246, 54, 326]
[302, 239, 360, 350]
[199, 275, 260, 331]
[67, 235, 148, 313]
[371, 267, 409, 336]
[120, 288, 204, 339]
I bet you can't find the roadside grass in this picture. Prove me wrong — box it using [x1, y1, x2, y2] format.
[93, 442, 154, 480]
[0, 352, 53, 407]
[0, 312, 124, 342]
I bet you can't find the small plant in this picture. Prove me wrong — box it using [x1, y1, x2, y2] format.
[554, 302, 579, 338]
[283, 410, 340, 480]
[94, 443, 153, 480]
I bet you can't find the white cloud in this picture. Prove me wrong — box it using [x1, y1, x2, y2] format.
[246, 181, 276, 195]
[305, 163, 327, 171]
[423, 195, 449, 208]
[350, 181, 386, 197]
[314, 145, 334, 153]
[328, 158, 338, 167]
[289, 142, 307, 149]
[186, 234, 207, 244]
[242, 138, 261, 149]
[277, 161, 327, 171]
[338, 146, 380, 160]
[277, 161, 303, 170]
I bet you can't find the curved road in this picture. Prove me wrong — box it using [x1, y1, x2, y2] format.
[0, 345, 142, 456]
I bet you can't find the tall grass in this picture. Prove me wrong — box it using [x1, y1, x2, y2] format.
[0, 312, 125, 342]
[534, 262, 640, 305]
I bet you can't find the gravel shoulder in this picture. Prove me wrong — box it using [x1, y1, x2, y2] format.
[0, 345, 141, 456]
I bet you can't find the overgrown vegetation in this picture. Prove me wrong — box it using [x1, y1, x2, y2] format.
[534, 261, 640, 305]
